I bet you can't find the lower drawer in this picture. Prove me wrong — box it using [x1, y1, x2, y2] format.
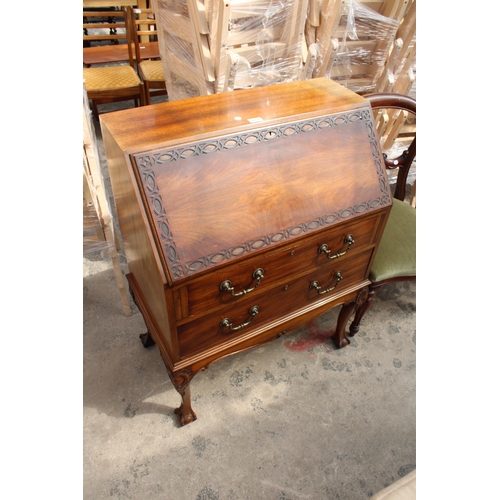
[177, 247, 373, 359]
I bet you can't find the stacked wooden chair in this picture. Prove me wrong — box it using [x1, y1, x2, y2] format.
[83, 7, 132, 67]
[311, 0, 407, 94]
[152, 0, 215, 101]
[83, 7, 145, 117]
[145, 0, 415, 101]
[127, 6, 167, 105]
[209, 0, 309, 93]
[151, 0, 310, 99]
[374, 0, 416, 95]
[83, 0, 416, 111]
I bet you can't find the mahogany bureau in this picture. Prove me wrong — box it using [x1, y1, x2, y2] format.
[100, 77, 392, 426]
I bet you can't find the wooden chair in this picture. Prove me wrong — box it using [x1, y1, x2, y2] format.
[127, 6, 167, 105]
[83, 8, 132, 67]
[83, 7, 146, 117]
[84, 7, 161, 67]
[334, 92, 416, 347]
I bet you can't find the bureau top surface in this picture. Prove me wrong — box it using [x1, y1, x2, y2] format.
[100, 78, 367, 153]
[101, 79, 391, 284]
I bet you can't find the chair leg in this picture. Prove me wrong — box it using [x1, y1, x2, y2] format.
[90, 99, 99, 120]
[349, 284, 380, 335]
[332, 300, 357, 348]
[139, 82, 147, 106]
[144, 81, 151, 106]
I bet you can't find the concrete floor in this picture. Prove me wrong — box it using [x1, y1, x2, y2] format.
[83, 97, 416, 500]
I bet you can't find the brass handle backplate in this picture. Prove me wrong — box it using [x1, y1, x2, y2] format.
[220, 268, 264, 297]
[310, 271, 343, 295]
[220, 306, 260, 331]
[318, 234, 355, 260]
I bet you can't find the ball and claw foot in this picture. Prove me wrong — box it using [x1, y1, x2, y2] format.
[139, 331, 156, 348]
[171, 369, 198, 426]
[174, 404, 197, 426]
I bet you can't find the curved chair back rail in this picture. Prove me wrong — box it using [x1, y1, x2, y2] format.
[335, 92, 416, 344]
[365, 92, 416, 202]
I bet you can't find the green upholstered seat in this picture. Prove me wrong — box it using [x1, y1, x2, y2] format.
[369, 198, 416, 283]
[336, 92, 416, 346]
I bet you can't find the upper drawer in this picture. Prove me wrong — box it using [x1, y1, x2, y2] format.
[178, 213, 382, 321]
[177, 247, 373, 359]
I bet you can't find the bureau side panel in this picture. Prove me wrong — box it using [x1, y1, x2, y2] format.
[101, 123, 178, 361]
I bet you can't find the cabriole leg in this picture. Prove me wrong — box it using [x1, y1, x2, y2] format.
[333, 301, 356, 348]
[171, 369, 197, 426]
[349, 285, 378, 335]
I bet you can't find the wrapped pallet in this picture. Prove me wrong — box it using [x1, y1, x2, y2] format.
[152, 0, 215, 101]
[209, 0, 308, 92]
[314, 0, 400, 94]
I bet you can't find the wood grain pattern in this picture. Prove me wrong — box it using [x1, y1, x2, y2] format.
[181, 214, 381, 320]
[177, 248, 374, 359]
[132, 107, 389, 281]
[100, 124, 178, 361]
[99, 78, 366, 153]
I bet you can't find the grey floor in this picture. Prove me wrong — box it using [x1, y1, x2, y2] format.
[83, 97, 416, 500]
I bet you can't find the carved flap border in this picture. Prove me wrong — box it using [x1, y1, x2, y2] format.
[132, 109, 390, 281]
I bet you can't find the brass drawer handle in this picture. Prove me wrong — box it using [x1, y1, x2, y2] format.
[318, 234, 355, 260]
[220, 268, 264, 297]
[310, 271, 343, 295]
[220, 306, 260, 331]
